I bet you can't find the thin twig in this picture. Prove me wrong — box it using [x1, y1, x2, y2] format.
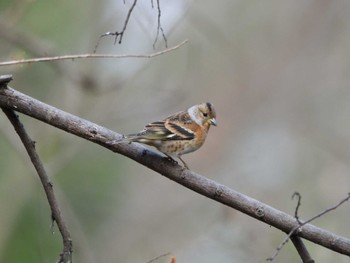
[145, 252, 171, 263]
[292, 192, 302, 224]
[267, 193, 350, 261]
[153, 0, 168, 49]
[94, 0, 138, 52]
[0, 40, 187, 66]
[115, 0, 138, 44]
[95, 0, 167, 52]
[0, 19, 79, 84]
[0, 78, 72, 262]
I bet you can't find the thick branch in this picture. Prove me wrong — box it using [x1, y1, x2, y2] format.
[0, 87, 72, 262]
[290, 236, 315, 263]
[0, 80, 349, 257]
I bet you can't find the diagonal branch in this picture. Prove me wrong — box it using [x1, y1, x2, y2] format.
[0, 76, 350, 259]
[0, 89, 72, 262]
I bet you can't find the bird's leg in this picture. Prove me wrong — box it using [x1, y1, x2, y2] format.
[164, 154, 189, 170]
[178, 156, 189, 170]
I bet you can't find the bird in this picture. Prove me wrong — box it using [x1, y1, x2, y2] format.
[116, 102, 217, 169]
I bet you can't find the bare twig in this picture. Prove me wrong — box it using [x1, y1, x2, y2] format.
[0, 78, 350, 259]
[267, 193, 350, 261]
[94, 0, 138, 52]
[110, 0, 137, 44]
[145, 252, 172, 263]
[303, 193, 350, 223]
[289, 192, 314, 262]
[94, 0, 168, 52]
[292, 192, 302, 224]
[0, 40, 187, 66]
[0, 110, 72, 262]
[152, 0, 168, 49]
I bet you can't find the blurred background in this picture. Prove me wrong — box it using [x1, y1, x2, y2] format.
[1, 0, 350, 262]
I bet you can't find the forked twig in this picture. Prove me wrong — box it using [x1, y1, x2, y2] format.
[94, 0, 168, 52]
[153, 0, 168, 49]
[267, 193, 350, 261]
[94, 0, 138, 52]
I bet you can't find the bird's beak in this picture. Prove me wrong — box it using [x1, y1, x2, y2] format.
[208, 118, 217, 126]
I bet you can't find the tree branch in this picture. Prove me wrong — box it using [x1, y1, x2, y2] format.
[0, 40, 187, 66]
[0, 76, 350, 259]
[290, 235, 315, 263]
[94, 0, 168, 52]
[0, 76, 72, 263]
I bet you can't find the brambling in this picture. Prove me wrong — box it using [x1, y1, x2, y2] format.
[118, 102, 217, 169]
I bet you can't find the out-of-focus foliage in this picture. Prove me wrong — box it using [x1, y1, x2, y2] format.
[1, 0, 350, 262]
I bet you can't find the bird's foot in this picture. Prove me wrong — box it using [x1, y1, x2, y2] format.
[165, 156, 178, 165]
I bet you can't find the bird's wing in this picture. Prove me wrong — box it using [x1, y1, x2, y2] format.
[127, 120, 194, 141]
[163, 121, 195, 140]
[126, 111, 195, 141]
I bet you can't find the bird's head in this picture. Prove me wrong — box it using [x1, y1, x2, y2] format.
[189, 102, 217, 128]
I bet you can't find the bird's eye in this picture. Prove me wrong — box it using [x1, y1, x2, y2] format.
[203, 112, 208, 117]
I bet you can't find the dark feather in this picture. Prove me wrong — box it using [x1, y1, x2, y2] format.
[166, 123, 194, 140]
